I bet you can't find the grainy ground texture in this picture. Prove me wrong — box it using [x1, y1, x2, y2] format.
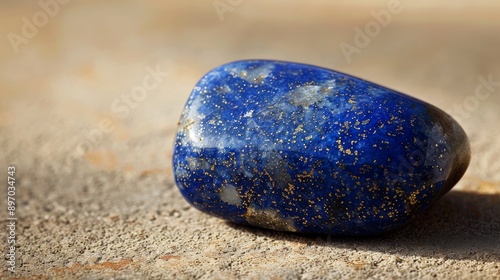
[1, 1, 500, 279]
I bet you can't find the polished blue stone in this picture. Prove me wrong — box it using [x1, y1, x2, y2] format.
[172, 60, 470, 236]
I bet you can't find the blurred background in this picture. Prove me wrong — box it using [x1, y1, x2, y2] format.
[1, 1, 499, 278]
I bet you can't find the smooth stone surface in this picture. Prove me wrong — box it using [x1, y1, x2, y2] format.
[172, 60, 470, 236]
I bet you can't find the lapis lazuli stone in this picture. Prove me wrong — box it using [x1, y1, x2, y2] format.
[172, 60, 470, 236]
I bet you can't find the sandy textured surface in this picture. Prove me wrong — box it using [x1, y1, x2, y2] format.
[1, 1, 499, 279]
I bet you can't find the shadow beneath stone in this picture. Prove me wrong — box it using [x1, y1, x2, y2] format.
[226, 190, 500, 262]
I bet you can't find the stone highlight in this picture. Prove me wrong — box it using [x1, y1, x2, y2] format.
[172, 60, 470, 235]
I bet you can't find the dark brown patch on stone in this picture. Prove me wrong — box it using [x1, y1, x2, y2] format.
[243, 207, 297, 232]
[427, 105, 471, 197]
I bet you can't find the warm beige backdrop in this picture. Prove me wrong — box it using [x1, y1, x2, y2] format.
[1, 1, 499, 279]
